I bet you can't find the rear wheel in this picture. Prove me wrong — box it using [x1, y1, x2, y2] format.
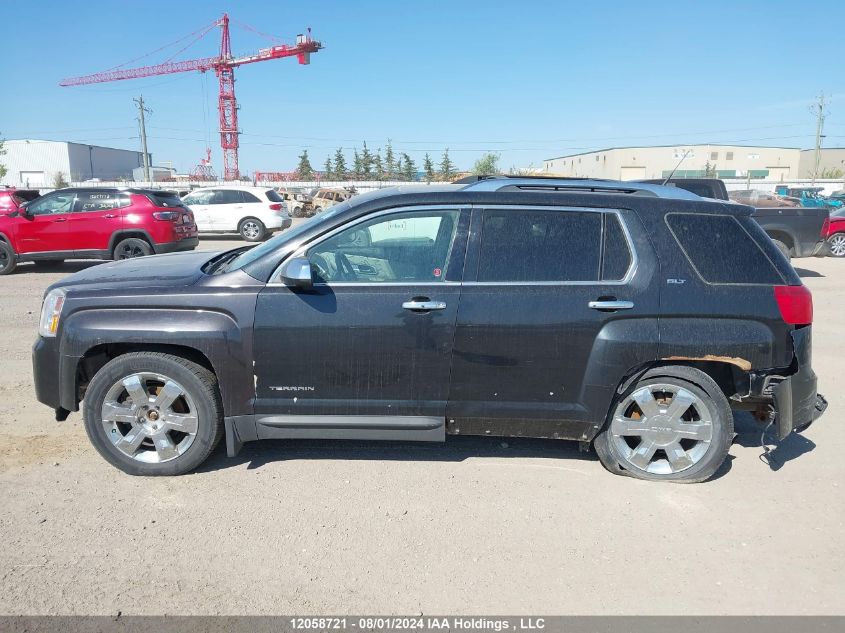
[238, 217, 266, 242]
[113, 238, 152, 260]
[772, 239, 791, 260]
[828, 233, 845, 257]
[594, 366, 733, 483]
[0, 242, 17, 275]
[83, 352, 223, 476]
[292, 206, 304, 218]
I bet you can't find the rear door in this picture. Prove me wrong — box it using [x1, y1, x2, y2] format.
[447, 206, 659, 440]
[208, 189, 244, 231]
[67, 190, 126, 252]
[14, 191, 75, 254]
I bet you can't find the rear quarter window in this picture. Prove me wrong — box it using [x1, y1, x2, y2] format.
[265, 190, 284, 203]
[146, 192, 185, 208]
[666, 212, 785, 285]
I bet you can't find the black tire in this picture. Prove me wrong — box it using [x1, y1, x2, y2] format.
[0, 241, 17, 275]
[113, 237, 153, 260]
[238, 217, 266, 242]
[83, 352, 224, 476]
[772, 239, 791, 260]
[292, 206, 304, 218]
[593, 365, 733, 483]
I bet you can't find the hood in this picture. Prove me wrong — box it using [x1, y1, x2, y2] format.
[49, 250, 219, 294]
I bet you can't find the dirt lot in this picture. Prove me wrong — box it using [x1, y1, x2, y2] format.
[1, 237, 843, 615]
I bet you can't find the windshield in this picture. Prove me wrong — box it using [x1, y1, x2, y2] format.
[225, 202, 350, 271]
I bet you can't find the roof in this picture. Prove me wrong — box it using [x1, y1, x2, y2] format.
[5, 138, 145, 154]
[545, 143, 802, 162]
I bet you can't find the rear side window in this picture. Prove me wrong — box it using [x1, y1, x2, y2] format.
[478, 209, 602, 282]
[241, 191, 262, 203]
[146, 192, 184, 208]
[209, 190, 242, 205]
[602, 214, 633, 281]
[666, 213, 784, 285]
[265, 190, 284, 203]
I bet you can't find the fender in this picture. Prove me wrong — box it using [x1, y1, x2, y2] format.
[107, 229, 155, 252]
[58, 307, 255, 416]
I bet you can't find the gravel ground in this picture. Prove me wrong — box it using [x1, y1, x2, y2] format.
[0, 236, 843, 615]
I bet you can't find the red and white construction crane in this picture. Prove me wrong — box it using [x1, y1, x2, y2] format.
[60, 13, 322, 180]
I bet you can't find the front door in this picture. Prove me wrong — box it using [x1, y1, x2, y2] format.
[15, 191, 75, 254]
[447, 206, 659, 440]
[252, 207, 469, 439]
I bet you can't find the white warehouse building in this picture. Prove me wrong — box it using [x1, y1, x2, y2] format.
[0, 139, 150, 188]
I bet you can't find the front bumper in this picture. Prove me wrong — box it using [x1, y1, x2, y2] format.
[771, 327, 827, 439]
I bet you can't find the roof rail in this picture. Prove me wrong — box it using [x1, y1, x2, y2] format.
[458, 175, 703, 200]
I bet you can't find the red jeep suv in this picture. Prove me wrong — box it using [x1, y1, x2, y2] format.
[0, 188, 198, 274]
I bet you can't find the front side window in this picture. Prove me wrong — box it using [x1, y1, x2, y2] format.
[307, 210, 461, 283]
[27, 193, 75, 216]
[209, 190, 242, 205]
[477, 209, 602, 282]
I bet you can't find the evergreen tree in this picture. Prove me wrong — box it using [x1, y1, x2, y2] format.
[373, 149, 384, 181]
[352, 149, 363, 179]
[384, 139, 396, 180]
[333, 148, 347, 180]
[438, 148, 456, 181]
[0, 134, 7, 180]
[423, 153, 435, 183]
[360, 141, 374, 179]
[296, 149, 314, 180]
[400, 153, 417, 181]
[323, 156, 333, 181]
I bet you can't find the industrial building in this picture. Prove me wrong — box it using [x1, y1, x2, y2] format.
[543, 144, 802, 181]
[798, 148, 845, 178]
[0, 139, 150, 188]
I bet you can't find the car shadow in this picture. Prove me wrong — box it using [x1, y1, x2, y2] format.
[793, 266, 824, 278]
[22, 261, 104, 274]
[732, 411, 816, 471]
[195, 434, 599, 474]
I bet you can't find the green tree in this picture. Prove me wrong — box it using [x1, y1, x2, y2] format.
[323, 156, 334, 181]
[0, 134, 6, 181]
[472, 152, 500, 176]
[360, 141, 374, 179]
[296, 149, 314, 180]
[351, 149, 363, 179]
[52, 171, 69, 188]
[703, 160, 717, 178]
[438, 148, 456, 181]
[333, 148, 347, 180]
[820, 167, 844, 179]
[384, 139, 397, 180]
[400, 153, 417, 181]
[373, 149, 385, 181]
[423, 153, 435, 183]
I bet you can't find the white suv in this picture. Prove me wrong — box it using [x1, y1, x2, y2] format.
[182, 186, 292, 242]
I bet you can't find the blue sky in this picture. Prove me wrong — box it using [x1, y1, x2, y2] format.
[2, 0, 844, 175]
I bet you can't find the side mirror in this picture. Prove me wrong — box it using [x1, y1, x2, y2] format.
[281, 256, 313, 290]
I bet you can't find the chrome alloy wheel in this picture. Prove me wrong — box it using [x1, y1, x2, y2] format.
[610, 383, 713, 475]
[829, 233, 845, 257]
[101, 373, 199, 463]
[241, 221, 261, 240]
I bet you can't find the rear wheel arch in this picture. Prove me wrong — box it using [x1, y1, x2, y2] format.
[108, 230, 154, 253]
[614, 358, 745, 403]
[765, 230, 794, 250]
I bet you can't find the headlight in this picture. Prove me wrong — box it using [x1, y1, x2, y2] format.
[39, 288, 67, 337]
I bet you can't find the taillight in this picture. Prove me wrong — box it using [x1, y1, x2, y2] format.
[774, 285, 813, 325]
[152, 211, 179, 221]
[821, 215, 830, 237]
[268, 203, 282, 211]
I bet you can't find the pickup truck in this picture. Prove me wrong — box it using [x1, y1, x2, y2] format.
[640, 178, 828, 259]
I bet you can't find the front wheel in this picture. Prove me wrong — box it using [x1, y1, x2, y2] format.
[238, 218, 266, 242]
[828, 233, 845, 257]
[593, 366, 733, 483]
[772, 239, 791, 260]
[0, 241, 17, 275]
[83, 352, 224, 475]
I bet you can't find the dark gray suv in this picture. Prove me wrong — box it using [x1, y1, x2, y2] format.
[32, 177, 826, 482]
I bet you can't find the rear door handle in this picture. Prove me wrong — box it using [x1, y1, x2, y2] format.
[588, 300, 634, 311]
[103, 214, 117, 219]
[402, 300, 447, 312]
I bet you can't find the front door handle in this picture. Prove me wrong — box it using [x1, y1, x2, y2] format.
[52, 217, 67, 222]
[103, 214, 117, 219]
[402, 300, 447, 312]
[588, 300, 634, 311]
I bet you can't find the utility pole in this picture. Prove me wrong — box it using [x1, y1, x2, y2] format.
[134, 95, 152, 182]
[811, 93, 827, 186]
